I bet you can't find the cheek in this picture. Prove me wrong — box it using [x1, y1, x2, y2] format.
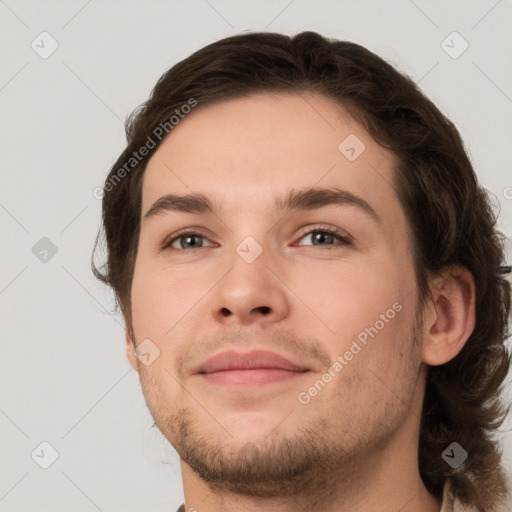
[131, 279, 174, 338]
[290, 257, 407, 344]
[130, 258, 212, 344]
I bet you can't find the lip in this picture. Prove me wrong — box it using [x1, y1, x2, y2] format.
[193, 349, 310, 386]
[195, 349, 310, 374]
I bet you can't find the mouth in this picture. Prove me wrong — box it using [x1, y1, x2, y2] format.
[194, 349, 311, 386]
[199, 367, 309, 386]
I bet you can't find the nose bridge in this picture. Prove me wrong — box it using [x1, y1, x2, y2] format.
[235, 234, 266, 266]
[227, 231, 272, 296]
[223, 209, 274, 271]
[210, 229, 290, 325]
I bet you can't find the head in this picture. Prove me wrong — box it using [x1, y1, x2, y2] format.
[92, 31, 511, 508]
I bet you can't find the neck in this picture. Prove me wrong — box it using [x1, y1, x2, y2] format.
[180, 422, 442, 511]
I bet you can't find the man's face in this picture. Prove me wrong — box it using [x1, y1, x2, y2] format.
[127, 92, 426, 496]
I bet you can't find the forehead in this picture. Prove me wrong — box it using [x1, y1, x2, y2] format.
[141, 92, 404, 227]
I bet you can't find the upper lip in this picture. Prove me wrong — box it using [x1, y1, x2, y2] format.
[194, 349, 310, 374]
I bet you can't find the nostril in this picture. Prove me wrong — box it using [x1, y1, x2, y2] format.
[258, 306, 271, 314]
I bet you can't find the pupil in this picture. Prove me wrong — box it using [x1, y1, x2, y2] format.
[180, 233, 334, 248]
[185, 235, 200, 248]
[314, 232, 332, 245]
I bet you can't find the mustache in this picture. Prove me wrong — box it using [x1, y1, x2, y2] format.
[177, 326, 333, 374]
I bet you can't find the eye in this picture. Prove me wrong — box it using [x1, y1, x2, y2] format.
[295, 226, 351, 248]
[160, 225, 351, 252]
[161, 230, 214, 251]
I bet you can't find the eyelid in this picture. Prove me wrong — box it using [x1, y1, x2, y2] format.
[160, 226, 215, 250]
[160, 224, 352, 251]
[293, 224, 352, 245]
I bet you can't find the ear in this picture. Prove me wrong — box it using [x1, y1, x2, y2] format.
[422, 265, 476, 366]
[125, 330, 139, 372]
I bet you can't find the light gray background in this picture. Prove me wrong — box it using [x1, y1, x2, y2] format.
[1, 1, 512, 510]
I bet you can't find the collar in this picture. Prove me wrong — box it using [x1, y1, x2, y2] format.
[440, 477, 456, 512]
[176, 478, 473, 512]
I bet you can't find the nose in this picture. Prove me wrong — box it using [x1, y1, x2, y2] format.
[210, 242, 290, 327]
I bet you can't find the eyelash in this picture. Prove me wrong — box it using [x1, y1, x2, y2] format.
[160, 225, 352, 251]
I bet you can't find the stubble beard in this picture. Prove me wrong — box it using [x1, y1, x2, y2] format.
[137, 306, 425, 500]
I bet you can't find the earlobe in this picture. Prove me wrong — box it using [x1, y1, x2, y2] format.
[422, 265, 476, 366]
[125, 330, 139, 372]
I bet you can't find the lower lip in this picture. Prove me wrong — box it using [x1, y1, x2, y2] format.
[200, 368, 309, 386]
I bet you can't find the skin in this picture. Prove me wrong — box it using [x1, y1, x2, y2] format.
[125, 92, 475, 511]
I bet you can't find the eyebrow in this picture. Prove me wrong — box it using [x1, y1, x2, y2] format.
[142, 187, 380, 224]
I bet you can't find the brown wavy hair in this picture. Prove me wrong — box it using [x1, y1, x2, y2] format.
[92, 31, 512, 511]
